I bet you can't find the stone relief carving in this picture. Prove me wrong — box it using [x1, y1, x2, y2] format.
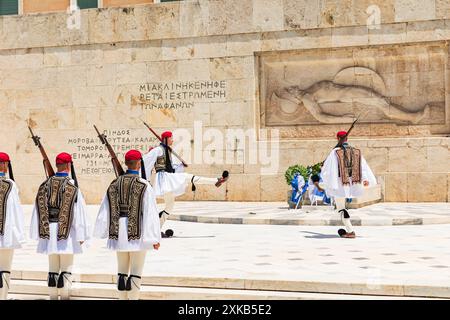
[272, 68, 431, 125]
[260, 45, 447, 129]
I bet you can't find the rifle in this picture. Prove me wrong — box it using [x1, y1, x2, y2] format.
[141, 120, 188, 168]
[93, 125, 125, 177]
[28, 126, 55, 178]
[335, 116, 360, 148]
[320, 115, 361, 166]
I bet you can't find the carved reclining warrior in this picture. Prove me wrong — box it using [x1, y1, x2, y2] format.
[274, 81, 430, 124]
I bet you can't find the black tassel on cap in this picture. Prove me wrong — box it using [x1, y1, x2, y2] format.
[191, 176, 196, 192]
[140, 158, 147, 180]
[163, 138, 175, 173]
[7, 161, 14, 181]
[70, 162, 78, 188]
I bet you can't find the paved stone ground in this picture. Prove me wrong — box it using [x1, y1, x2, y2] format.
[11, 204, 450, 294]
[20, 202, 450, 227]
[166, 202, 450, 226]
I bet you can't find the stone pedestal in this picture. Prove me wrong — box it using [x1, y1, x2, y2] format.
[290, 184, 382, 210]
[348, 185, 382, 209]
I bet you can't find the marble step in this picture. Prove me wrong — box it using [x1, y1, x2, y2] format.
[11, 271, 450, 299]
[9, 280, 438, 300]
[8, 293, 115, 300]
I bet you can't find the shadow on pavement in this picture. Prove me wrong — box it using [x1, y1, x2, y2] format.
[170, 236, 216, 239]
[300, 231, 341, 239]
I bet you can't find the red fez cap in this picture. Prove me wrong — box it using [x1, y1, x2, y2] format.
[161, 131, 172, 139]
[336, 131, 347, 138]
[125, 149, 142, 161]
[56, 152, 72, 164]
[0, 152, 10, 162]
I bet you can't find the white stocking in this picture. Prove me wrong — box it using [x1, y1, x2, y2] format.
[161, 192, 175, 227]
[127, 251, 146, 300]
[335, 197, 354, 233]
[184, 173, 218, 185]
[58, 254, 74, 300]
[116, 252, 130, 300]
[0, 249, 13, 300]
[48, 255, 60, 300]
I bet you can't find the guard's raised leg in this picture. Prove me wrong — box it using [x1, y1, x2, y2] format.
[335, 197, 355, 238]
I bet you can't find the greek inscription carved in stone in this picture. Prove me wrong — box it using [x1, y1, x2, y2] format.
[136, 80, 227, 110]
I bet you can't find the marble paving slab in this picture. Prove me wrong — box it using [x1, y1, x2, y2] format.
[9, 205, 450, 298]
[162, 202, 449, 226]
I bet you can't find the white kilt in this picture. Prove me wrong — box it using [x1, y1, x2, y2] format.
[34, 223, 84, 255]
[321, 148, 377, 199]
[94, 178, 161, 252]
[143, 146, 188, 198]
[0, 180, 25, 249]
[30, 189, 91, 255]
[153, 171, 187, 198]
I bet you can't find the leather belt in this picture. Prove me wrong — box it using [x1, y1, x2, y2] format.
[119, 204, 129, 218]
[48, 207, 59, 223]
[156, 168, 174, 173]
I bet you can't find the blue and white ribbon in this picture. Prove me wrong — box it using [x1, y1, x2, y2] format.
[290, 173, 308, 203]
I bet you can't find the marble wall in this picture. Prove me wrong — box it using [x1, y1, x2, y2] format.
[0, 0, 449, 203]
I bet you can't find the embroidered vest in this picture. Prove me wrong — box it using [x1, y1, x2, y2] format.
[107, 174, 147, 241]
[36, 176, 78, 240]
[0, 177, 13, 236]
[155, 145, 175, 173]
[335, 146, 362, 185]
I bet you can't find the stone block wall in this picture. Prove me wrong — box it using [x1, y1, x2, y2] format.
[0, 0, 449, 203]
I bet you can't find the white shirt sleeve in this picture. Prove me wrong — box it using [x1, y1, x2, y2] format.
[141, 182, 161, 245]
[71, 190, 91, 242]
[30, 204, 39, 240]
[143, 147, 162, 175]
[172, 153, 184, 173]
[94, 194, 110, 239]
[361, 156, 377, 186]
[9, 182, 26, 242]
[321, 150, 340, 192]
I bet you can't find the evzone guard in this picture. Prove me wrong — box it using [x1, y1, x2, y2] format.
[94, 150, 161, 300]
[142, 129, 229, 237]
[30, 152, 91, 300]
[321, 131, 377, 238]
[0, 153, 25, 300]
